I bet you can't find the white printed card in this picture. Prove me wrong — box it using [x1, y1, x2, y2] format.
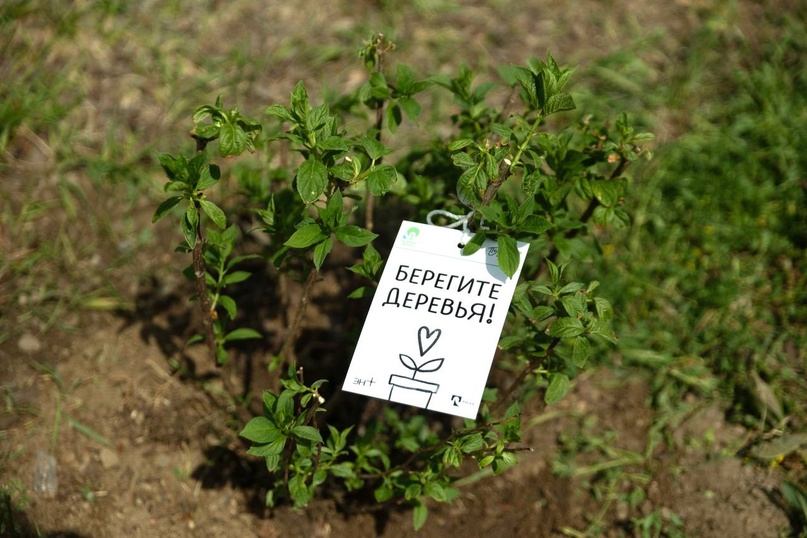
[342, 221, 530, 419]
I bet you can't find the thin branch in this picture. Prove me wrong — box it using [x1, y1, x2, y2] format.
[363, 34, 392, 232]
[360, 415, 520, 480]
[191, 218, 217, 359]
[481, 158, 512, 207]
[540, 155, 632, 274]
[479, 113, 543, 210]
[189, 134, 217, 360]
[278, 268, 319, 363]
[491, 337, 560, 414]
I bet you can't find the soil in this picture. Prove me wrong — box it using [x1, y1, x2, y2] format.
[0, 1, 798, 537]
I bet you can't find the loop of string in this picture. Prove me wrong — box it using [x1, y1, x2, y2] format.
[426, 209, 486, 247]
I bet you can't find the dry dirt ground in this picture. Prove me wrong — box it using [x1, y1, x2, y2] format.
[0, 1, 799, 536]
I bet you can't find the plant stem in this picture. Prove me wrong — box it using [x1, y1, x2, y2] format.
[540, 154, 631, 275]
[364, 46, 388, 233]
[278, 268, 319, 363]
[189, 134, 218, 362]
[191, 207, 217, 360]
[480, 115, 543, 207]
[368, 416, 518, 480]
[492, 337, 560, 413]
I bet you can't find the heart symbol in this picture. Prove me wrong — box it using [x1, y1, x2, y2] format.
[417, 326, 441, 357]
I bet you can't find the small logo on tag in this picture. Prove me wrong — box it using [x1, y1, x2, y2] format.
[487, 247, 498, 257]
[403, 227, 420, 241]
[450, 394, 475, 408]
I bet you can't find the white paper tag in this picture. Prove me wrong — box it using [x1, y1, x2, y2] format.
[342, 220, 530, 419]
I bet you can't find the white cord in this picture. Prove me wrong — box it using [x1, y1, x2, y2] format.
[426, 209, 487, 247]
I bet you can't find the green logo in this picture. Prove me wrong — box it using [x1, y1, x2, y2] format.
[402, 227, 420, 241]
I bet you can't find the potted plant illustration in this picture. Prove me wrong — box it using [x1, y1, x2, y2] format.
[388, 327, 444, 408]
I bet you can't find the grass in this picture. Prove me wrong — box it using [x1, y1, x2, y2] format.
[598, 6, 807, 427]
[1, 0, 806, 535]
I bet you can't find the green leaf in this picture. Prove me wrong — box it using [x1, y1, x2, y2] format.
[285, 223, 327, 248]
[223, 328, 262, 342]
[275, 390, 295, 423]
[290, 81, 311, 121]
[521, 214, 554, 235]
[152, 196, 183, 223]
[348, 286, 373, 299]
[496, 235, 520, 278]
[307, 103, 330, 131]
[223, 270, 252, 286]
[498, 335, 527, 350]
[246, 439, 287, 458]
[462, 231, 486, 255]
[288, 474, 311, 508]
[320, 189, 344, 228]
[240, 416, 281, 443]
[451, 150, 476, 169]
[219, 121, 248, 157]
[492, 451, 518, 474]
[479, 455, 495, 468]
[458, 433, 485, 453]
[297, 157, 328, 204]
[292, 425, 323, 444]
[193, 123, 220, 140]
[424, 481, 447, 502]
[572, 336, 591, 368]
[591, 179, 619, 206]
[182, 205, 198, 248]
[374, 484, 394, 503]
[365, 164, 397, 195]
[477, 204, 502, 224]
[442, 446, 463, 467]
[560, 293, 586, 318]
[265, 104, 294, 122]
[559, 282, 584, 295]
[504, 401, 521, 419]
[335, 225, 378, 247]
[491, 122, 514, 140]
[546, 258, 560, 284]
[398, 96, 421, 122]
[196, 163, 221, 191]
[594, 297, 614, 322]
[513, 66, 538, 108]
[396, 63, 416, 93]
[218, 295, 237, 319]
[531, 305, 555, 321]
[448, 139, 475, 151]
[546, 317, 585, 338]
[412, 501, 429, 531]
[192, 103, 221, 124]
[199, 199, 226, 229]
[319, 135, 348, 152]
[386, 102, 402, 132]
[545, 373, 571, 405]
[360, 137, 385, 161]
[313, 236, 333, 270]
[543, 92, 576, 116]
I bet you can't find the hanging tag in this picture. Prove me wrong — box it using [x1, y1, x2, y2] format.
[343, 220, 529, 419]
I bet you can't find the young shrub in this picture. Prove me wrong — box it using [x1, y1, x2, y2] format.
[153, 37, 652, 529]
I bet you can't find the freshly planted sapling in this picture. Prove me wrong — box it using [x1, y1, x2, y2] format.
[154, 37, 652, 529]
[153, 128, 263, 364]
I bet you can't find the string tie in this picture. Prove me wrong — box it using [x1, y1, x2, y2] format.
[426, 209, 486, 247]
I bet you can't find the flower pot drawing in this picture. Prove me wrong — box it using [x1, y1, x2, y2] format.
[388, 355, 443, 407]
[388, 326, 446, 409]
